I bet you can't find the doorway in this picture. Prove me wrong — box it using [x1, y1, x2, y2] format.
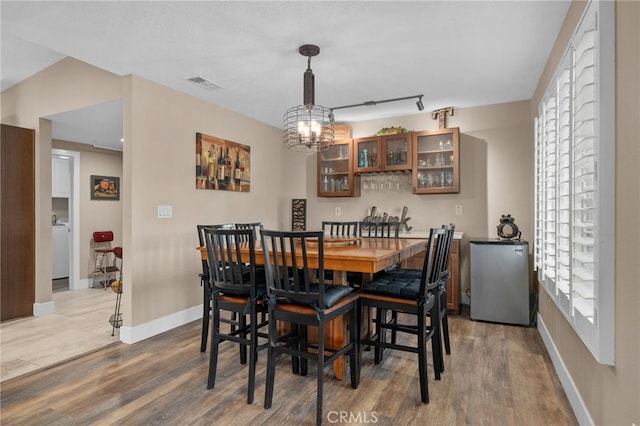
[51, 148, 80, 291]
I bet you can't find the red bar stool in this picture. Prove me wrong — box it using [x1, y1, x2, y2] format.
[92, 231, 118, 289]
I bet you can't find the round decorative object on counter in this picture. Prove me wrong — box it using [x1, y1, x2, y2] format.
[497, 214, 520, 240]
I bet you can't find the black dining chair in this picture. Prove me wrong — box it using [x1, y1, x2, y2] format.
[357, 221, 402, 330]
[321, 221, 359, 285]
[196, 223, 236, 352]
[321, 220, 359, 237]
[383, 223, 455, 371]
[235, 222, 264, 242]
[202, 226, 269, 404]
[260, 229, 360, 426]
[358, 221, 400, 238]
[358, 227, 447, 404]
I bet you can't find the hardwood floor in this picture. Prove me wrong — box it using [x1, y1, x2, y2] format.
[0, 309, 577, 425]
[0, 288, 119, 382]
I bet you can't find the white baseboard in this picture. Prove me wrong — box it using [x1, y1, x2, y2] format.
[119, 305, 202, 344]
[33, 300, 55, 316]
[71, 278, 91, 291]
[537, 313, 594, 426]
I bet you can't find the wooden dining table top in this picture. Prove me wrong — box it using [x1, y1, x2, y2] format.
[197, 236, 428, 274]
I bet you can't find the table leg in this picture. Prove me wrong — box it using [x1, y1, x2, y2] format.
[330, 269, 348, 380]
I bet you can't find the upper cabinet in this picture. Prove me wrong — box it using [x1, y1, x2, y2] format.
[353, 133, 412, 174]
[317, 140, 359, 197]
[52, 156, 71, 198]
[412, 127, 460, 194]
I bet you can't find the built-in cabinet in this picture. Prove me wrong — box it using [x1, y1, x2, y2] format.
[317, 140, 359, 197]
[412, 127, 460, 194]
[353, 133, 412, 174]
[318, 128, 459, 197]
[52, 156, 70, 198]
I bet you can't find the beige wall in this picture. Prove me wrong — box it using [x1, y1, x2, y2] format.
[303, 100, 533, 299]
[532, 1, 640, 424]
[122, 75, 283, 326]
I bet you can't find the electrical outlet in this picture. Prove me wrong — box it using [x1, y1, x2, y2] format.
[334, 207, 341, 217]
[455, 205, 463, 216]
[157, 205, 173, 219]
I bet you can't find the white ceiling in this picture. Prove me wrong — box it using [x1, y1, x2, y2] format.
[1, 1, 571, 151]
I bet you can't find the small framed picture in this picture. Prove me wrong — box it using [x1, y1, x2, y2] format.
[91, 175, 120, 200]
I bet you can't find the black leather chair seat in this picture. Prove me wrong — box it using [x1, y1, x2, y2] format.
[383, 268, 421, 280]
[277, 284, 352, 308]
[363, 276, 424, 300]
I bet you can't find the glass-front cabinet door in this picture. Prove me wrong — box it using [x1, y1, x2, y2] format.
[353, 134, 412, 173]
[317, 140, 358, 197]
[412, 127, 460, 194]
[381, 134, 412, 171]
[353, 136, 379, 173]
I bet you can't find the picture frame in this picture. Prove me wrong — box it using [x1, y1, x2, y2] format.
[91, 175, 120, 200]
[196, 132, 251, 192]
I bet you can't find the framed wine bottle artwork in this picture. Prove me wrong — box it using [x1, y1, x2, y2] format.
[196, 132, 250, 192]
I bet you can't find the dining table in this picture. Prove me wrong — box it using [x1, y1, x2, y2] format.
[197, 235, 429, 380]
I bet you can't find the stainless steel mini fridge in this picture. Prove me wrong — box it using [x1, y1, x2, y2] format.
[470, 239, 534, 326]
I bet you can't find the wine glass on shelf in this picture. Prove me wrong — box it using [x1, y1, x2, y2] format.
[427, 173, 434, 188]
[446, 172, 453, 187]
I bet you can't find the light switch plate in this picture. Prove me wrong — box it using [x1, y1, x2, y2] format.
[335, 207, 341, 217]
[455, 205, 463, 216]
[157, 205, 173, 219]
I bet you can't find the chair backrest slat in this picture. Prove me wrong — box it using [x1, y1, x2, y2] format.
[322, 221, 358, 237]
[235, 222, 264, 242]
[358, 221, 400, 238]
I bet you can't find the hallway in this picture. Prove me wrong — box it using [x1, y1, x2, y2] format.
[0, 288, 120, 382]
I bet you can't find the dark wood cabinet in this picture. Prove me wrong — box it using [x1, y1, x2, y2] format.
[353, 133, 412, 174]
[317, 140, 359, 197]
[412, 127, 460, 194]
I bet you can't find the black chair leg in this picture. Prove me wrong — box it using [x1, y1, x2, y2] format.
[442, 311, 451, 354]
[431, 310, 442, 381]
[350, 303, 360, 389]
[239, 314, 247, 364]
[374, 308, 385, 364]
[300, 325, 308, 377]
[264, 311, 277, 410]
[247, 306, 257, 404]
[316, 318, 325, 426]
[291, 324, 300, 375]
[417, 313, 429, 403]
[200, 284, 210, 352]
[207, 301, 221, 389]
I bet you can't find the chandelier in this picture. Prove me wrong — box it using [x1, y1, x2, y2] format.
[284, 44, 335, 152]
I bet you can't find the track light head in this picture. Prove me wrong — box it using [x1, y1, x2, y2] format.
[416, 96, 424, 111]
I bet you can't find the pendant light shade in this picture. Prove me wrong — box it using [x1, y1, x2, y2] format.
[284, 45, 335, 152]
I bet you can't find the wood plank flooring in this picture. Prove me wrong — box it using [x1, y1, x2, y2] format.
[0, 288, 119, 382]
[0, 310, 577, 425]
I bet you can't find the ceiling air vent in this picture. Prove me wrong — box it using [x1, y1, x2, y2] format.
[187, 76, 223, 90]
